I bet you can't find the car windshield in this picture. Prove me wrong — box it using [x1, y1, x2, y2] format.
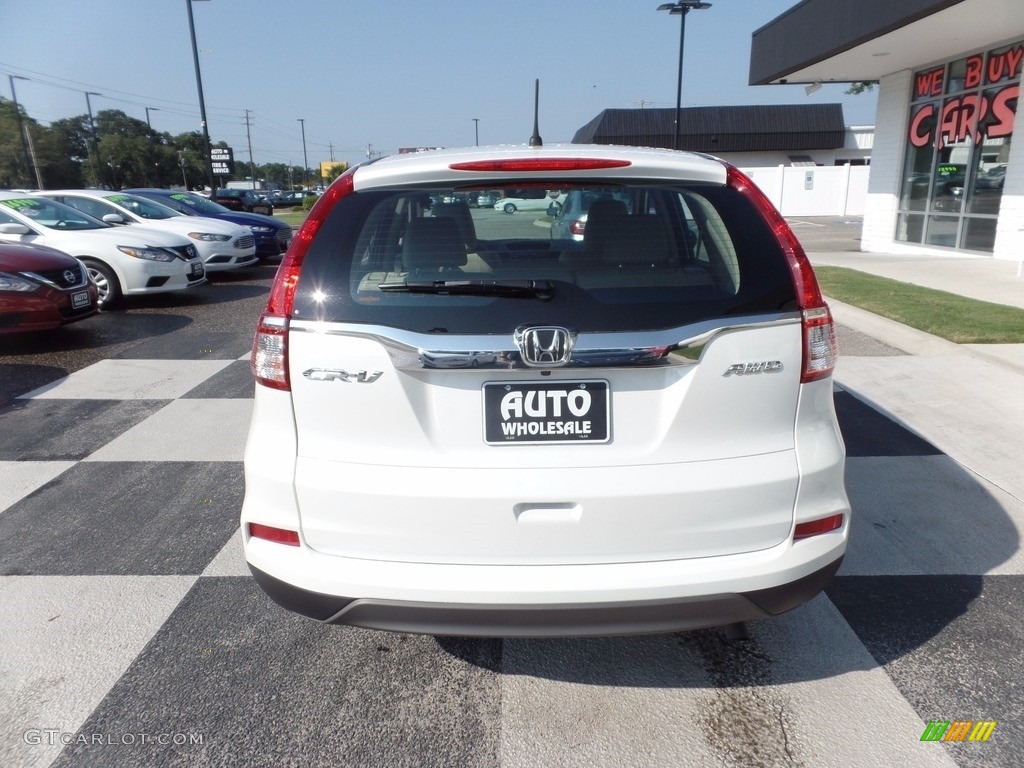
[166, 193, 232, 215]
[104, 194, 179, 220]
[0, 196, 108, 231]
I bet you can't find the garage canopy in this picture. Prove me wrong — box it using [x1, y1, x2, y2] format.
[749, 0, 1024, 85]
[572, 104, 846, 152]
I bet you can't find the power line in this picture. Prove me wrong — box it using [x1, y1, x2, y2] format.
[0, 61, 366, 161]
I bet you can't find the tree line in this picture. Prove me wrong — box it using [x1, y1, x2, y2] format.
[1, 98, 315, 191]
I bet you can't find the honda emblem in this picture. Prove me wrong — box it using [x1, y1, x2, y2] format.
[514, 325, 575, 368]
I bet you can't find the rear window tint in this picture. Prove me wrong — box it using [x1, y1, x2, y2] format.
[292, 183, 796, 333]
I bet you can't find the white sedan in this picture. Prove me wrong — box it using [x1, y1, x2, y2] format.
[37, 190, 258, 272]
[494, 190, 563, 214]
[0, 192, 206, 307]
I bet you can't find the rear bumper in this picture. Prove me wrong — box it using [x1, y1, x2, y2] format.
[248, 555, 843, 637]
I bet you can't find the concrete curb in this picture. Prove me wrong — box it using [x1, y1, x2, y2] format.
[826, 297, 1024, 375]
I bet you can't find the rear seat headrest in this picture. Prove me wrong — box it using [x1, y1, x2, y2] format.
[402, 217, 469, 272]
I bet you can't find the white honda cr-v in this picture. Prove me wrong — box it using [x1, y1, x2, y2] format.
[242, 144, 849, 637]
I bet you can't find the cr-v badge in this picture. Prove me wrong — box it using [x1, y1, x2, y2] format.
[514, 325, 576, 368]
[302, 368, 383, 383]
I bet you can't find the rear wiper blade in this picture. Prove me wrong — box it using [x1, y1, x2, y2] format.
[377, 278, 554, 300]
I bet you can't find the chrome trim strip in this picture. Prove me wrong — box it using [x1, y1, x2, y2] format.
[288, 313, 800, 371]
[20, 270, 89, 290]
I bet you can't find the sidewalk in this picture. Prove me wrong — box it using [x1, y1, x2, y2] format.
[807, 250, 1024, 506]
[808, 250, 1024, 310]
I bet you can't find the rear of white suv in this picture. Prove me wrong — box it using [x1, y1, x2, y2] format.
[242, 145, 849, 637]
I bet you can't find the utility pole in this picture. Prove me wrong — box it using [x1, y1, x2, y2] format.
[8, 75, 34, 187]
[84, 91, 103, 187]
[298, 118, 308, 188]
[23, 122, 44, 190]
[244, 109, 256, 188]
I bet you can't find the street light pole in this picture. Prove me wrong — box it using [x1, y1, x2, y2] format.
[186, 0, 216, 193]
[657, 1, 711, 150]
[473, 118, 479, 146]
[145, 106, 160, 128]
[298, 118, 308, 188]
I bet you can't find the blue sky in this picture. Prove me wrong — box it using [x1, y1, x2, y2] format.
[1, 0, 878, 169]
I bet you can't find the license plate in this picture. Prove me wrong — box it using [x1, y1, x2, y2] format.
[191, 262, 204, 277]
[71, 290, 91, 309]
[483, 380, 609, 445]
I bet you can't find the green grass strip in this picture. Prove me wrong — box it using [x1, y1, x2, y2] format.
[275, 210, 308, 228]
[814, 266, 1024, 344]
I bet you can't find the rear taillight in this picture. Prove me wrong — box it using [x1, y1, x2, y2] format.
[569, 220, 586, 236]
[793, 514, 844, 540]
[250, 171, 356, 391]
[802, 306, 838, 382]
[726, 165, 838, 383]
[251, 315, 289, 390]
[248, 522, 300, 546]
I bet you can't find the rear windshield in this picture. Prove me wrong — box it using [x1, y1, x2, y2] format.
[292, 182, 796, 333]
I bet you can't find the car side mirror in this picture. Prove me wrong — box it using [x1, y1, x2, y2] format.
[102, 213, 127, 225]
[0, 223, 31, 235]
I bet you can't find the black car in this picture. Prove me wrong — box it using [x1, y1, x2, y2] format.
[272, 190, 317, 208]
[212, 188, 274, 215]
[124, 189, 292, 260]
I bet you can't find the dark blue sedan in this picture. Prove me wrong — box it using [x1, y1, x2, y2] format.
[124, 189, 292, 260]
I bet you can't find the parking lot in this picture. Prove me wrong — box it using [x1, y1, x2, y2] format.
[1, 218, 1022, 767]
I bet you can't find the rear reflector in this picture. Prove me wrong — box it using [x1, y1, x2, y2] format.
[248, 522, 300, 546]
[449, 158, 631, 172]
[793, 514, 844, 540]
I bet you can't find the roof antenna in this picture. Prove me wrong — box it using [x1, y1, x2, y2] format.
[529, 79, 543, 147]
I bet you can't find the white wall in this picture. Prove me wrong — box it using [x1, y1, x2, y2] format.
[862, 70, 911, 253]
[741, 164, 871, 216]
[993, 124, 1024, 261]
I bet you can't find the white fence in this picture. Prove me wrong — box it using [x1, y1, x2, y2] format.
[740, 165, 870, 217]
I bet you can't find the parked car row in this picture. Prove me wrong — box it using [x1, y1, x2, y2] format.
[0, 188, 293, 333]
[429, 191, 502, 209]
[210, 188, 274, 215]
[39, 191, 259, 273]
[270, 190, 318, 208]
[125, 189, 292, 260]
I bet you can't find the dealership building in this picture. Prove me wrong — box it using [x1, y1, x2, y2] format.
[750, 0, 1022, 260]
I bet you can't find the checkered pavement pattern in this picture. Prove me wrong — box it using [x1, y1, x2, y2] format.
[1, 327, 1020, 767]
